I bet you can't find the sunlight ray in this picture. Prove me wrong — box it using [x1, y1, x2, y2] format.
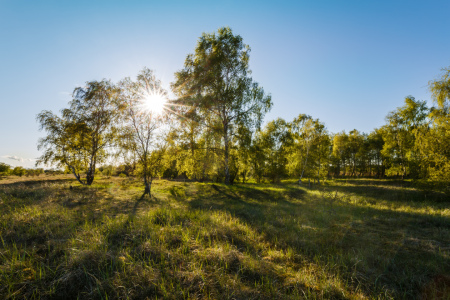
[138, 89, 167, 115]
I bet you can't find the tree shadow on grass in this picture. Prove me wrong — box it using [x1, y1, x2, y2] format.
[177, 182, 450, 299]
[92, 183, 346, 299]
[326, 180, 449, 207]
[0, 178, 169, 299]
[0, 177, 74, 187]
[0, 179, 152, 250]
[2, 179, 447, 299]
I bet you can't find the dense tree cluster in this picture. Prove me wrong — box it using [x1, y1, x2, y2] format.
[36, 27, 450, 194]
[0, 163, 49, 177]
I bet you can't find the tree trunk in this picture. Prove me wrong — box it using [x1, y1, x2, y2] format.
[143, 176, 152, 197]
[86, 160, 95, 185]
[202, 143, 209, 181]
[342, 158, 346, 176]
[224, 124, 230, 185]
[317, 158, 321, 185]
[299, 145, 310, 181]
[352, 157, 356, 177]
[85, 152, 97, 185]
[86, 173, 94, 185]
[69, 165, 85, 185]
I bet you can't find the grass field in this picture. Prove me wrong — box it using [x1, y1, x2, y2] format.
[0, 175, 449, 299]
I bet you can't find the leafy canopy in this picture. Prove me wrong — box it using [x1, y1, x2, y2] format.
[172, 27, 272, 184]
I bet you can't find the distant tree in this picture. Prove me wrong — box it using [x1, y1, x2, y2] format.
[37, 80, 120, 185]
[287, 114, 312, 180]
[249, 132, 266, 183]
[381, 96, 428, 178]
[168, 104, 205, 181]
[12, 166, 26, 177]
[348, 129, 364, 177]
[332, 131, 349, 176]
[25, 169, 34, 177]
[172, 27, 272, 184]
[308, 121, 330, 184]
[115, 129, 138, 176]
[429, 67, 450, 109]
[417, 68, 450, 184]
[258, 118, 291, 183]
[367, 129, 385, 177]
[0, 163, 11, 176]
[44, 168, 63, 176]
[288, 115, 329, 183]
[233, 125, 253, 183]
[99, 165, 114, 177]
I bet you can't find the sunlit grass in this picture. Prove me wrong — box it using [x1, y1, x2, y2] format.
[0, 176, 448, 299]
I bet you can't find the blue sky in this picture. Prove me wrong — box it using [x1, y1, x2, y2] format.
[1, 0, 449, 168]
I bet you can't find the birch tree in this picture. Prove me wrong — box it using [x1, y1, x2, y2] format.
[172, 27, 272, 184]
[37, 80, 120, 185]
[119, 68, 168, 197]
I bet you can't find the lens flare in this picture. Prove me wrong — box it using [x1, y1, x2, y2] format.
[141, 91, 167, 115]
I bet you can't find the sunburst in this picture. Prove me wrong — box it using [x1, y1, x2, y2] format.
[140, 90, 167, 115]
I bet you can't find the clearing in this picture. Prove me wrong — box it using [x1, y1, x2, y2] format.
[0, 176, 449, 299]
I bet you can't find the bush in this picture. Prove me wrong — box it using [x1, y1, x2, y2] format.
[0, 163, 11, 176]
[99, 165, 114, 177]
[12, 166, 26, 177]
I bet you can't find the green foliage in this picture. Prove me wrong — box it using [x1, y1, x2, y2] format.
[118, 68, 169, 196]
[99, 165, 114, 177]
[367, 129, 385, 177]
[429, 67, 450, 109]
[172, 27, 272, 184]
[257, 118, 291, 183]
[37, 80, 121, 185]
[287, 116, 330, 182]
[1, 166, 45, 177]
[25, 168, 44, 177]
[32, 30, 450, 190]
[12, 166, 26, 177]
[414, 68, 450, 188]
[0, 163, 11, 176]
[332, 131, 350, 176]
[44, 168, 64, 175]
[381, 96, 428, 178]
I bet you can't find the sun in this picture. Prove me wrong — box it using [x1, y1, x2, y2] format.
[141, 91, 167, 115]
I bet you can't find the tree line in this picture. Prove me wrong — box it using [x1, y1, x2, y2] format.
[36, 27, 450, 195]
[0, 163, 61, 177]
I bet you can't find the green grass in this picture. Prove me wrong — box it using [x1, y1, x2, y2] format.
[0, 176, 449, 299]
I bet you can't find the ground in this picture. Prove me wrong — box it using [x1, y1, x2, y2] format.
[0, 175, 449, 299]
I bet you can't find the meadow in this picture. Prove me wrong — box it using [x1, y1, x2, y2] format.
[0, 175, 448, 299]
